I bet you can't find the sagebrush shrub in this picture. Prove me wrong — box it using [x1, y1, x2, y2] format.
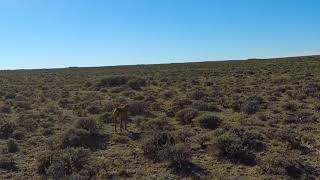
[192, 101, 221, 112]
[175, 108, 198, 125]
[286, 111, 315, 124]
[162, 90, 176, 99]
[37, 148, 94, 179]
[214, 132, 256, 165]
[75, 118, 99, 134]
[167, 143, 192, 173]
[141, 128, 193, 174]
[58, 98, 73, 109]
[192, 101, 208, 111]
[112, 134, 130, 144]
[231, 100, 242, 112]
[276, 129, 310, 153]
[99, 112, 112, 123]
[242, 96, 266, 114]
[0, 104, 11, 114]
[172, 98, 192, 111]
[96, 76, 128, 89]
[128, 100, 146, 116]
[128, 78, 146, 90]
[196, 114, 222, 129]
[87, 104, 101, 114]
[141, 130, 175, 161]
[213, 128, 265, 165]
[59, 128, 106, 150]
[12, 127, 25, 140]
[243, 101, 260, 114]
[174, 128, 193, 143]
[140, 116, 173, 131]
[188, 90, 205, 100]
[282, 101, 298, 112]
[260, 151, 319, 178]
[18, 114, 39, 132]
[0, 121, 15, 139]
[14, 101, 31, 110]
[304, 82, 320, 97]
[59, 117, 106, 150]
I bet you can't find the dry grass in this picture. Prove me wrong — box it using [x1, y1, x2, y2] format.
[0, 55, 320, 179]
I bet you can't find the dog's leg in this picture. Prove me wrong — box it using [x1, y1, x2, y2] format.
[125, 115, 128, 130]
[120, 118, 123, 132]
[114, 116, 117, 132]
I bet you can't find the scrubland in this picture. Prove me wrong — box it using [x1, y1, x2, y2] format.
[0, 56, 320, 179]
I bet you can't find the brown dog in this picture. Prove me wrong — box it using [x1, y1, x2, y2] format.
[112, 104, 129, 132]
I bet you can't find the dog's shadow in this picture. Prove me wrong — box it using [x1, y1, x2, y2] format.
[116, 129, 141, 141]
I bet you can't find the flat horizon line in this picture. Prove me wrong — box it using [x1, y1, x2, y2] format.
[1, 54, 319, 71]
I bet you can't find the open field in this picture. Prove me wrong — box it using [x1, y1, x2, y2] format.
[1, 56, 320, 179]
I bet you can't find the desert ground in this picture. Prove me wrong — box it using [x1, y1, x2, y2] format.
[0, 56, 320, 179]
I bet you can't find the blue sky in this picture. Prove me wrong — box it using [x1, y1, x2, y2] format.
[0, 0, 319, 69]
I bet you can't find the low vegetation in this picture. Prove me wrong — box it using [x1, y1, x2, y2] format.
[0, 55, 320, 179]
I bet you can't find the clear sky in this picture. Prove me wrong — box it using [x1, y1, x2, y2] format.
[0, 0, 319, 69]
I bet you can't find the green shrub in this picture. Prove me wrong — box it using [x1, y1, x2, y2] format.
[196, 114, 222, 129]
[7, 139, 19, 153]
[0, 157, 18, 171]
[5, 93, 16, 100]
[175, 108, 198, 125]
